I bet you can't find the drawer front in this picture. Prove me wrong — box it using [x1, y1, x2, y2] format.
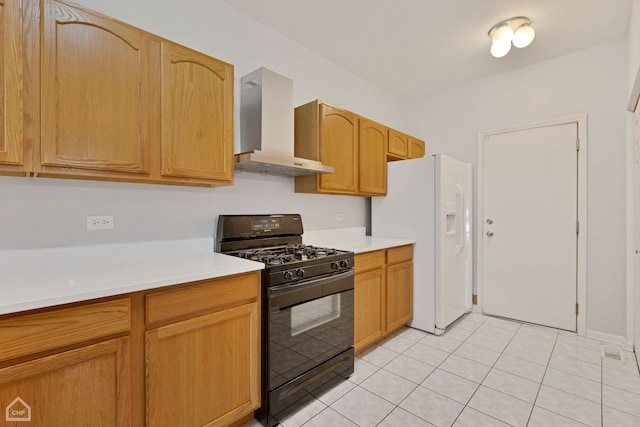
[146, 271, 260, 325]
[0, 298, 131, 362]
[354, 250, 385, 273]
[387, 245, 413, 264]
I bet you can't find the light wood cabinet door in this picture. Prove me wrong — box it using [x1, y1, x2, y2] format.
[0, 0, 25, 173]
[40, 0, 153, 176]
[160, 41, 233, 182]
[319, 104, 358, 193]
[146, 301, 260, 427]
[408, 137, 425, 159]
[386, 260, 413, 333]
[359, 118, 386, 195]
[387, 129, 409, 161]
[354, 268, 385, 353]
[0, 337, 130, 426]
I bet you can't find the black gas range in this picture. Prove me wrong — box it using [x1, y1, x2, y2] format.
[216, 214, 355, 427]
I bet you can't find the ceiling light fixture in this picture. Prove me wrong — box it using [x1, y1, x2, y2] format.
[488, 17, 535, 58]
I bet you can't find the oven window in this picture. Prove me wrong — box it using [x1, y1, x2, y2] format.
[291, 294, 341, 336]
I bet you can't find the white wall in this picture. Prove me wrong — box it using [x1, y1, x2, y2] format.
[404, 40, 628, 337]
[629, 0, 640, 89]
[0, 0, 405, 250]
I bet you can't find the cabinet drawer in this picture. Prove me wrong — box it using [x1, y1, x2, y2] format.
[0, 298, 131, 362]
[387, 245, 413, 264]
[146, 272, 260, 325]
[354, 250, 385, 273]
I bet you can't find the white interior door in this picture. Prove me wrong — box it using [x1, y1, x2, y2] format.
[481, 123, 578, 331]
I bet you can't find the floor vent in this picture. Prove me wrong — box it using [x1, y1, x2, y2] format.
[601, 345, 624, 361]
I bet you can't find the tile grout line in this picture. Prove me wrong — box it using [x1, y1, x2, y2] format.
[524, 328, 560, 427]
[449, 318, 536, 426]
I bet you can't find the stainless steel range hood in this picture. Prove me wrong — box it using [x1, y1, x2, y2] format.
[235, 68, 334, 177]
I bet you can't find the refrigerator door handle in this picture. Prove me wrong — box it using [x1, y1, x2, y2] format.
[455, 184, 464, 254]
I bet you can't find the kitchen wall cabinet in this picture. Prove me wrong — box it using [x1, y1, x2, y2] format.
[408, 137, 426, 159]
[295, 101, 360, 194]
[359, 118, 387, 195]
[387, 129, 409, 161]
[353, 245, 413, 353]
[295, 100, 425, 196]
[0, 0, 28, 176]
[0, 271, 261, 427]
[159, 40, 234, 183]
[145, 273, 261, 427]
[0, 298, 132, 426]
[39, 0, 154, 179]
[9, 0, 234, 187]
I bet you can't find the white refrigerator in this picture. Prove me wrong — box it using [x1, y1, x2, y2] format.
[372, 154, 473, 334]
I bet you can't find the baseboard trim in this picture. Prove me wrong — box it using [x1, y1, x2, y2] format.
[586, 329, 634, 351]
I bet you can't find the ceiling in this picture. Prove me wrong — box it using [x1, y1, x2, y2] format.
[222, 0, 633, 100]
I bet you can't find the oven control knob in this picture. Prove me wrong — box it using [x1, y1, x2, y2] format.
[296, 268, 305, 278]
[331, 262, 339, 270]
[283, 271, 293, 280]
[339, 260, 349, 268]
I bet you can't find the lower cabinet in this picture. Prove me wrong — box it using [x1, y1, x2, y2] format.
[0, 337, 130, 426]
[354, 245, 413, 354]
[386, 260, 413, 332]
[0, 298, 132, 426]
[354, 267, 385, 352]
[0, 271, 261, 427]
[145, 271, 261, 427]
[146, 301, 260, 427]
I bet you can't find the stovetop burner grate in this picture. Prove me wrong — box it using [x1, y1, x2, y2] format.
[234, 244, 341, 266]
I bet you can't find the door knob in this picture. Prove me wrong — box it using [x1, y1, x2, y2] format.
[486, 219, 494, 225]
[636, 249, 640, 254]
[487, 231, 494, 237]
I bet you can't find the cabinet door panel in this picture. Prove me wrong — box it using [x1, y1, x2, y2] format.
[408, 137, 425, 159]
[0, 0, 24, 168]
[41, 0, 150, 174]
[319, 104, 358, 192]
[354, 268, 384, 353]
[0, 337, 130, 426]
[359, 118, 386, 195]
[386, 261, 413, 333]
[160, 41, 233, 181]
[146, 302, 260, 427]
[387, 129, 408, 160]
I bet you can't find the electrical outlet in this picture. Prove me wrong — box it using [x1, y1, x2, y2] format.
[336, 213, 344, 221]
[87, 215, 115, 230]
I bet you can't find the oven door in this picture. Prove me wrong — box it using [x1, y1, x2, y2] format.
[267, 269, 354, 390]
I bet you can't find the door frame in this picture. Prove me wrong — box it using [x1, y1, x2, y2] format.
[476, 115, 587, 335]
[627, 65, 640, 357]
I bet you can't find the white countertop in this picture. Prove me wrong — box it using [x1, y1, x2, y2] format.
[303, 227, 415, 254]
[0, 238, 263, 316]
[0, 230, 413, 317]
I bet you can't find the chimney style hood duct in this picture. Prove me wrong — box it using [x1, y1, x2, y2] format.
[235, 68, 334, 177]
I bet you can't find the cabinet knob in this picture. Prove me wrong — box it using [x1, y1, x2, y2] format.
[487, 231, 494, 237]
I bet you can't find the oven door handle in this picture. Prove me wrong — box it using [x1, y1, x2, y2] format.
[268, 270, 354, 311]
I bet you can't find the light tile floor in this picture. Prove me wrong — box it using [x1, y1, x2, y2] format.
[245, 312, 640, 427]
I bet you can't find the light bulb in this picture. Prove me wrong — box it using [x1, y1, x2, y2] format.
[490, 40, 511, 58]
[492, 24, 514, 45]
[513, 24, 535, 48]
